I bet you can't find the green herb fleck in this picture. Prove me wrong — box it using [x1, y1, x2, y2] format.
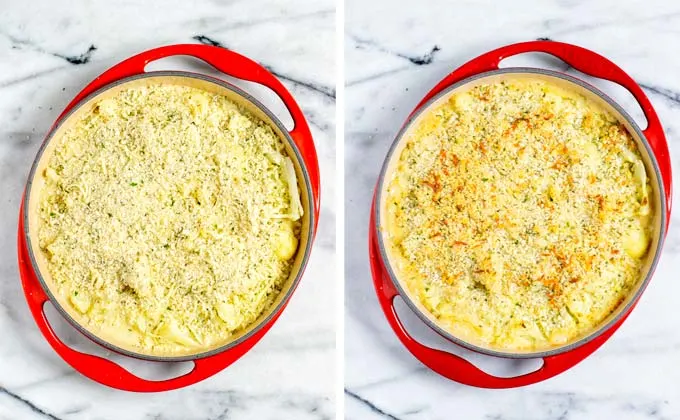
[130, 182, 138, 186]
[49, 212, 56, 217]
[73, 291, 78, 296]
[481, 177, 489, 182]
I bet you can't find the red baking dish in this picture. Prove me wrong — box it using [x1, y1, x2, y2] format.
[369, 41, 672, 388]
[17, 44, 320, 392]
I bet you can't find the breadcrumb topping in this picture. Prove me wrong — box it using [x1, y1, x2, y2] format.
[37, 83, 302, 355]
[384, 79, 652, 351]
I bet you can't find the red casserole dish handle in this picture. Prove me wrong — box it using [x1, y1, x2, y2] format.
[65, 44, 320, 227]
[421, 40, 671, 221]
[370, 204, 630, 388]
[19, 44, 320, 392]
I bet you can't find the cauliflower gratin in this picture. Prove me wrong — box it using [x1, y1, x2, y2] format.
[384, 79, 653, 352]
[37, 83, 304, 355]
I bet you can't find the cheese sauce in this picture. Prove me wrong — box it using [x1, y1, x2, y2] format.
[384, 79, 652, 351]
[37, 83, 303, 355]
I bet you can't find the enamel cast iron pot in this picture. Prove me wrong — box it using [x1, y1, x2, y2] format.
[18, 44, 320, 392]
[370, 41, 672, 388]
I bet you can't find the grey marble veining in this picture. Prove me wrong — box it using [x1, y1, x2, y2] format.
[345, 0, 680, 418]
[0, 0, 335, 419]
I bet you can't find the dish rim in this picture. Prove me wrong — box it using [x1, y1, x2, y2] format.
[374, 67, 668, 359]
[22, 70, 316, 362]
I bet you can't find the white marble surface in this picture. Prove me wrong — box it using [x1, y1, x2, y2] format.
[0, 0, 335, 419]
[345, 0, 680, 418]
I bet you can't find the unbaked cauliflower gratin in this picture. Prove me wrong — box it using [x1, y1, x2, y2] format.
[384, 79, 653, 352]
[37, 83, 303, 355]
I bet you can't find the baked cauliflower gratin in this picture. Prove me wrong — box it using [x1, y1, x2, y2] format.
[37, 83, 304, 355]
[384, 79, 653, 352]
